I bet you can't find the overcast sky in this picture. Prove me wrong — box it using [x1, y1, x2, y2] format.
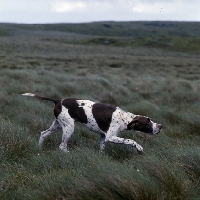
[0, 0, 200, 24]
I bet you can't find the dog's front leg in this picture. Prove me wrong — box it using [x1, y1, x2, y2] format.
[99, 134, 106, 152]
[39, 119, 61, 149]
[105, 136, 143, 152]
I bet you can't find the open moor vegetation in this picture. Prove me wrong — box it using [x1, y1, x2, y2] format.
[0, 22, 200, 199]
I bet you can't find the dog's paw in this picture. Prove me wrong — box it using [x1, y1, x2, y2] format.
[59, 145, 69, 153]
[136, 144, 143, 153]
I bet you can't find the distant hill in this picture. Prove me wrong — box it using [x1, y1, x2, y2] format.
[1, 21, 200, 38]
[1, 21, 200, 52]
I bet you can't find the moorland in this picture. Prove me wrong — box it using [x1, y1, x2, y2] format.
[0, 21, 200, 199]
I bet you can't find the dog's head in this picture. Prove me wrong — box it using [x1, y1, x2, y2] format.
[127, 115, 162, 134]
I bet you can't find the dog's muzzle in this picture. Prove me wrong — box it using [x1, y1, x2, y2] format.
[153, 123, 162, 134]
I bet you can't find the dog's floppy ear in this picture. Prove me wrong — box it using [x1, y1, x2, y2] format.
[127, 119, 138, 130]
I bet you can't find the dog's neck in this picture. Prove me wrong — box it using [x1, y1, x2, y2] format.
[117, 109, 137, 130]
[126, 112, 137, 124]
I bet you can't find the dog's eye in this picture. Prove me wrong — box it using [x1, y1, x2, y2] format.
[147, 118, 150, 122]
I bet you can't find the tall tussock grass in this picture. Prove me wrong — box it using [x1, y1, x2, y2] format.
[1, 23, 200, 199]
[0, 119, 35, 160]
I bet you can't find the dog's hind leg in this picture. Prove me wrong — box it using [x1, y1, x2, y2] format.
[39, 119, 61, 148]
[59, 124, 74, 153]
[57, 116, 75, 153]
[99, 134, 106, 152]
[56, 106, 75, 152]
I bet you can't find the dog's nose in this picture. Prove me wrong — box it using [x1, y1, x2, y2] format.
[157, 124, 162, 130]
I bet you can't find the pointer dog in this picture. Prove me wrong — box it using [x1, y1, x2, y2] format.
[22, 93, 162, 153]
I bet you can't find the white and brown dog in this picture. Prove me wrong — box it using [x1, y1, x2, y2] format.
[22, 93, 162, 153]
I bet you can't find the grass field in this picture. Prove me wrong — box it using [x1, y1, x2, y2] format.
[0, 22, 200, 199]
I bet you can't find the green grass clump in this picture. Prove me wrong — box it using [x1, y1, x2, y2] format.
[0, 30, 8, 37]
[73, 36, 200, 52]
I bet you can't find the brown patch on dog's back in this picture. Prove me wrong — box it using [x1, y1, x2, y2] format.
[62, 98, 88, 123]
[92, 103, 116, 132]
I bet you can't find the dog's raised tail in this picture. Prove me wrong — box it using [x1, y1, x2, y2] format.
[22, 93, 60, 104]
